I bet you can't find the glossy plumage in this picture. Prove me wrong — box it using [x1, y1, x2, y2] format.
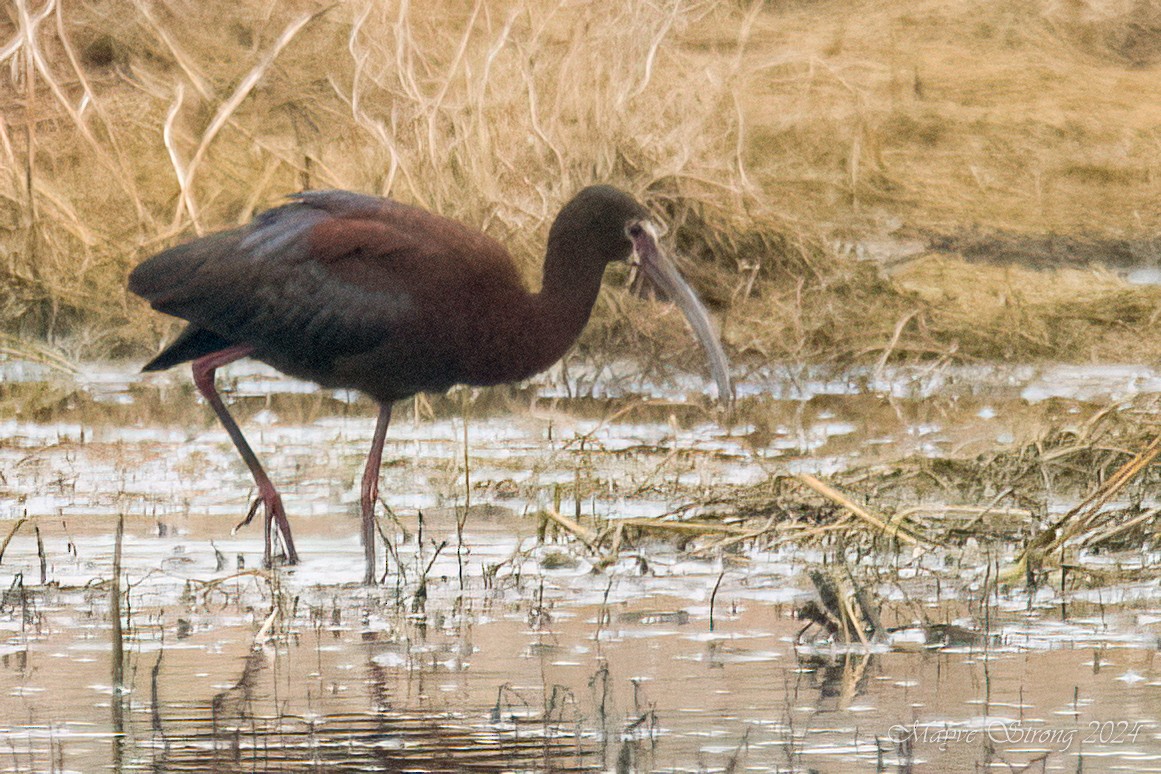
[130, 185, 729, 583]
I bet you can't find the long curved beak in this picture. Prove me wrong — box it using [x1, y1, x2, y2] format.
[628, 220, 733, 405]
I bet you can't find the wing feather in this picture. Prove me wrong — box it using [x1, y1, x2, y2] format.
[128, 193, 424, 375]
[129, 190, 525, 395]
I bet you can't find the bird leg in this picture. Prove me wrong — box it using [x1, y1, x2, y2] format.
[191, 346, 300, 567]
[360, 403, 393, 585]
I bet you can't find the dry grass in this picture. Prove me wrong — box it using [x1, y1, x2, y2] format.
[1, 0, 1159, 366]
[737, 0, 1161, 235]
[893, 256, 1161, 361]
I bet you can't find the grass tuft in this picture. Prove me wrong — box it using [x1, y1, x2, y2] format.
[0, 0, 1158, 368]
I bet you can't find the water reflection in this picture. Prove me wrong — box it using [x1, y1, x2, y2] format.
[144, 648, 603, 773]
[2, 360, 1161, 771]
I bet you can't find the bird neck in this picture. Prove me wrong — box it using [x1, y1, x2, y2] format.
[526, 247, 607, 370]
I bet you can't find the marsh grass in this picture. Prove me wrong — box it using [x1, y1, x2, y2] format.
[1, 0, 1159, 367]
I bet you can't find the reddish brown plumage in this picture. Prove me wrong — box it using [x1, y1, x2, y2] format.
[129, 185, 728, 582]
[130, 188, 638, 403]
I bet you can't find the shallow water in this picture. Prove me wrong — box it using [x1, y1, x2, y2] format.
[3, 359, 1161, 771]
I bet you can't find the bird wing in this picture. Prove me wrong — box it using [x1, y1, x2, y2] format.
[129, 191, 503, 374]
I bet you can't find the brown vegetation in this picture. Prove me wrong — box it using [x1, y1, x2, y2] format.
[1, 0, 1159, 366]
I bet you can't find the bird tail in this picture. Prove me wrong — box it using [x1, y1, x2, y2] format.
[142, 326, 236, 372]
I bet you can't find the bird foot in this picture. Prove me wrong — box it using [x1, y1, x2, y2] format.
[233, 489, 300, 567]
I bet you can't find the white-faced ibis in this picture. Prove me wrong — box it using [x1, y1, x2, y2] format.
[129, 186, 731, 583]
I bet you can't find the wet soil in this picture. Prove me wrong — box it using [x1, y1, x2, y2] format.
[928, 230, 1161, 273]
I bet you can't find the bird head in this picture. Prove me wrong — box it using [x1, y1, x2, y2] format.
[550, 185, 733, 406]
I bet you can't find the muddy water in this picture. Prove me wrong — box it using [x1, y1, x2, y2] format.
[3, 360, 1161, 771]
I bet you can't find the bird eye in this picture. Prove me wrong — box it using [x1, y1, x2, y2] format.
[627, 223, 644, 239]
